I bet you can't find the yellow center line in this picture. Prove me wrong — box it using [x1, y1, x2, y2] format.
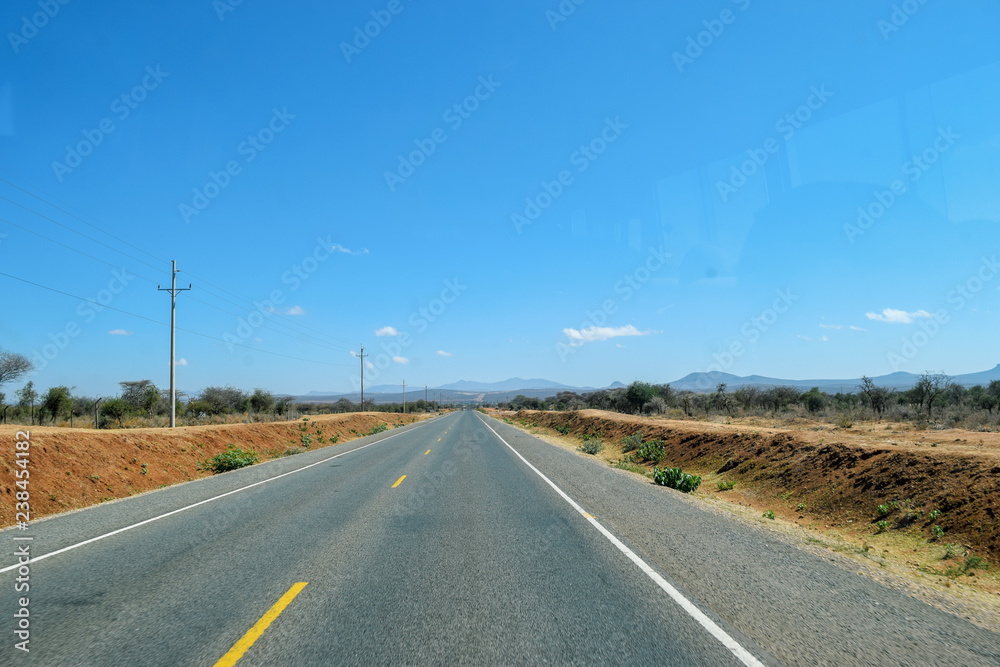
[424, 449, 431, 455]
[392, 475, 407, 488]
[214, 582, 308, 667]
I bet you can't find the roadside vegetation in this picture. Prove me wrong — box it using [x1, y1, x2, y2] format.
[495, 373, 1000, 432]
[0, 347, 444, 429]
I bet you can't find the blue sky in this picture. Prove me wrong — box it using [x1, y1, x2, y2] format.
[1, 0, 998, 398]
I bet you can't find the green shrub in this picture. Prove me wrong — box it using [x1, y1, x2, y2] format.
[876, 503, 893, 518]
[875, 519, 890, 533]
[622, 432, 643, 453]
[652, 466, 701, 493]
[301, 433, 313, 448]
[716, 479, 735, 491]
[636, 439, 665, 463]
[928, 509, 942, 520]
[366, 423, 388, 436]
[555, 425, 570, 435]
[578, 435, 603, 455]
[762, 510, 776, 520]
[201, 445, 259, 474]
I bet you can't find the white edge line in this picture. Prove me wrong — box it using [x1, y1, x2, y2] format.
[477, 414, 767, 667]
[1, 418, 435, 574]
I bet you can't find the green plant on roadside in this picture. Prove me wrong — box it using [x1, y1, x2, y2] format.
[555, 425, 570, 435]
[622, 432, 643, 453]
[762, 510, 776, 520]
[876, 503, 893, 518]
[636, 439, 665, 463]
[875, 520, 890, 533]
[366, 423, 388, 436]
[716, 479, 735, 491]
[578, 435, 604, 455]
[931, 525, 945, 540]
[200, 444, 259, 474]
[652, 467, 701, 493]
[140, 463, 148, 476]
[301, 433, 313, 448]
[796, 502, 807, 512]
[928, 509, 942, 520]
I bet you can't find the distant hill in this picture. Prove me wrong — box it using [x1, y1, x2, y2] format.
[293, 366, 1000, 403]
[437, 378, 584, 392]
[669, 365, 1000, 393]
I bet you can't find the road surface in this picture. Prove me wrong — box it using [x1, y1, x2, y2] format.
[2, 410, 998, 665]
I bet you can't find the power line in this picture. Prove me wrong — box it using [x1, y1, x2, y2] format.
[0, 271, 354, 367]
[0, 178, 358, 350]
[158, 260, 191, 428]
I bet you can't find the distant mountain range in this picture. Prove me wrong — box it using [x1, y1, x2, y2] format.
[295, 366, 1000, 403]
[668, 365, 1000, 393]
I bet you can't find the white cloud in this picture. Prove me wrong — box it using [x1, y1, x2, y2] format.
[798, 335, 830, 343]
[849, 325, 866, 331]
[108, 329, 133, 336]
[865, 308, 933, 324]
[435, 350, 453, 357]
[392, 356, 409, 364]
[819, 324, 842, 330]
[175, 358, 189, 366]
[331, 244, 369, 255]
[375, 326, 399, 337]
[286, 305, 305, 315]
[562, 324, 658, 347]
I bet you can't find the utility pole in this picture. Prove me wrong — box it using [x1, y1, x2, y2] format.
[358, 345, 368, 410]
[94, 398, 103, 429]
[158, 260, 191, 428]
[402, 379, 406, 413]
[425, 385, 428, 403]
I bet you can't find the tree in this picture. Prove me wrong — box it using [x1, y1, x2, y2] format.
[41, 386, 73, 424]
[712, 383, 735, 416]
[859, 376, 891, 422]
[16, 381, 38, 425]
[249, 388, 275, 414]
[801, 387, 826, 414]
[0, 349, 33, 388]
[912, 372, 952, 418]
[625, 382, 656, 414]
[119, 380, 160, 417]
[101, 397, 129, 428]
[199, 386, 249, 415]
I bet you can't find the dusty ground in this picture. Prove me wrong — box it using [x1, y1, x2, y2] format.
[495, 409, 1000, 630]
[0, 412, 430, 526]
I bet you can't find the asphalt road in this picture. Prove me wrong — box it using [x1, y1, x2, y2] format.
[2, 410, 998, 666]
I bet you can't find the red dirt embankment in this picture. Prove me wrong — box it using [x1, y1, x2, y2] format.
[1, 412, 427, 526]
[514, 410, 1000, 560]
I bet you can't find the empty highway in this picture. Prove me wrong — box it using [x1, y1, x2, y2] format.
[2, 410, 998, 665]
